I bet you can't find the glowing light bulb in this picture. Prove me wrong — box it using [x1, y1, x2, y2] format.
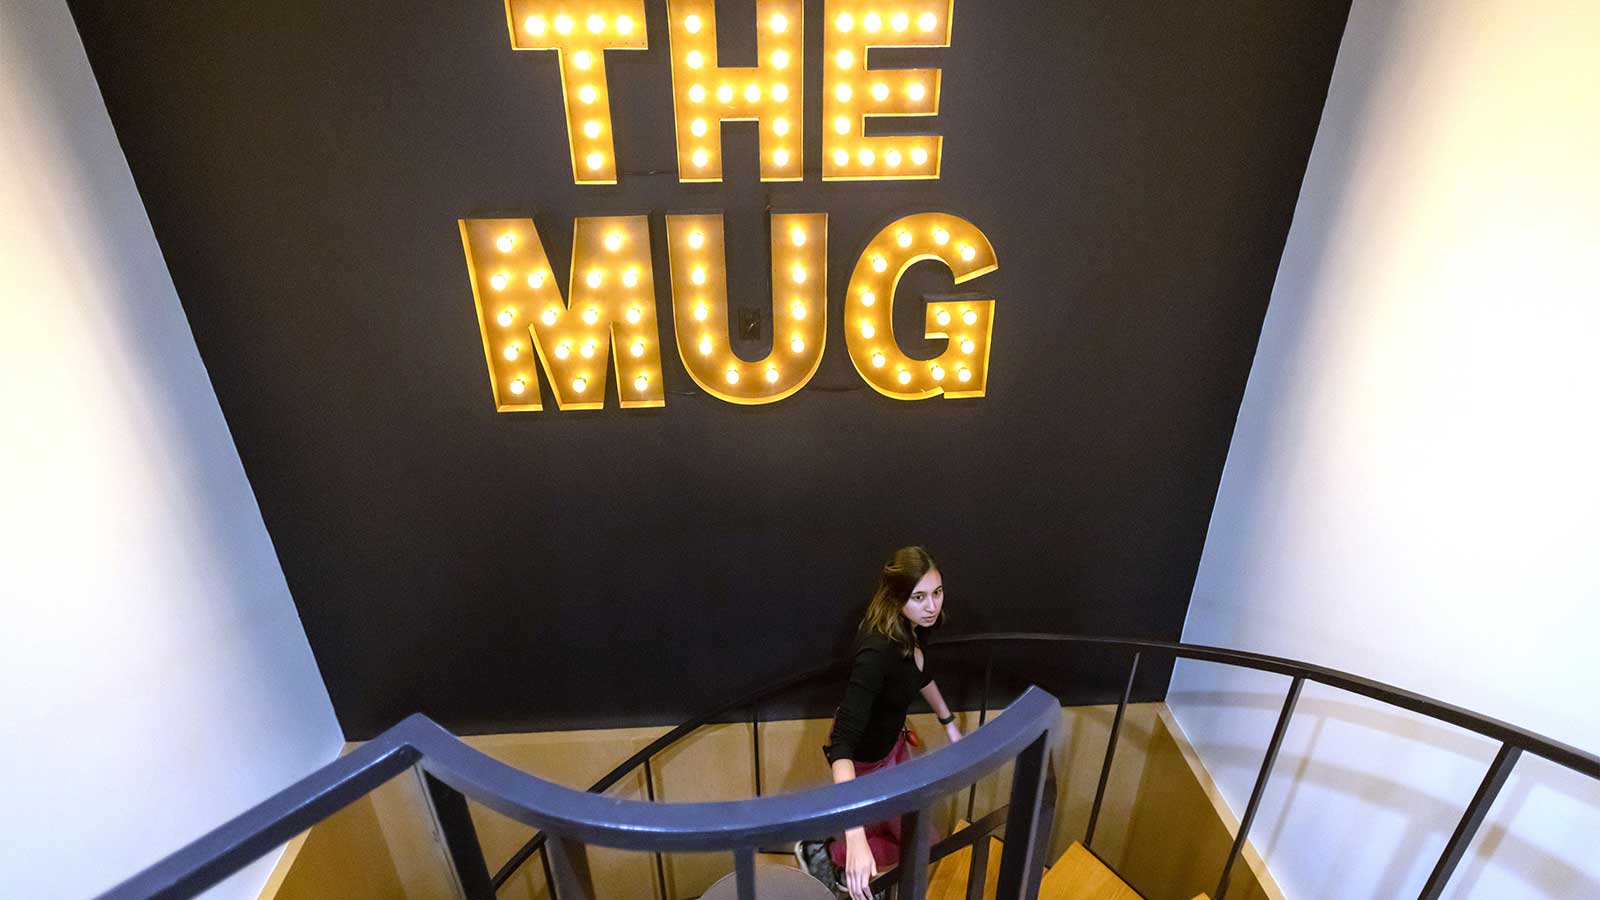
[586, 271, 603, 289]
[834, 116, 850, 135]
[931, 365, 945, 381]
[961, 339, 975, 354]
[694, 304, 708, 321]
[543, 308, 559, 326]
[604, 231, 622, 252]
[836, 49, 854, 69]
[510, 378, 527, 394]
[586, 151, 604, 170]
[491, 272, 509, 291]
[858, 148, 875, 166]
[861, 291, 876, 307]
[774, 116, 790, 134]
[616, 15, 633, 35]
[773, 148, 790, 166]
[580, 341, 596, 358]
[689, 84, 706, 102]
[528, 272, 545, 290]
[688, 231, 705, 249]
[911, 147, 929, 165]
[685, 14, 702, 33]
[555, 343, 571, 360]
[871, 256, 887, 273]
[771, 83, 789, 102]
[872, 83, 889, 102]
[871, 352, 886, 368]
[864, 12, 882, 32]
[836, 12, 853, 31]
[504, 344, 520, 361]
[686, 50, 703, 69]
[836, 84, 852, 102]
[635, 374, 649, 391]
[834, 148, 849, 166]
[573, 51, 593, 70]
[579, 85, 598, 104]
[726, 368, 740, 384]
[692, 148, 709, 168]
[896, 231, 912, 248]
[791, 302, 807, 320]
[760, 367, 777, 384]
[691, 118, 708, 137]
[572, 376, 587, 393]
[919, 12, 938, 31]
[582, 307, 600, 325]
[898, 369, 912, 385]
[622, 268, 639, 288]
[497, 233, 515, 252]
[957, 366, 972, 383]
[790, 336, 805, 353]
[587, 14, 605, 33]
[963, 309, 978, 325]
[691, 267, 707, 285]
[772, 49, 790, 69]
[861, 323, 876, 339]
[555, 14, 573, 34]
[630, 340, 645, 357]
[933, 227, 950, 245]
[790, 226, 806, 246]
[935, 309, 951, 326]
[885, 148, 901, 168]
[526, 16, 546, 35]
[583, 120, 601, 139]
[907, 82, 926, 101]
[792, 265, 807, 284]
[961, 245, 977, 262]
[745, 84, 761, 102]
[891, 12, 909, 31]
[717, 84, 734, 103]
[771, 13, 788, 32]
[497, 309, 515, 327]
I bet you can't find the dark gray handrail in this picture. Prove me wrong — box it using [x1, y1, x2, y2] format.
[93, 687, 1059, 900]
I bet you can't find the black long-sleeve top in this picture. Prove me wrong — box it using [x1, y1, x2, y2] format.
[823, 631, 932, 764]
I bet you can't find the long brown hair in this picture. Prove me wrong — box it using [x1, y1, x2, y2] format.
[859, 546, 943, 656]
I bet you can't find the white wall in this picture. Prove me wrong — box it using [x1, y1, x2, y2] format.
[0, 3, 345, 899]
[1170, 0, 1600, 898]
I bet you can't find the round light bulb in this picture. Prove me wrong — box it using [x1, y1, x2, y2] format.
[957, 366, 972, 383]
[896, 230, 912, 248]
[688, 84, 706, 103]
[745, 84, 761, 102]
[691, 118, 707, 137]
[771, 13, 788, 32]
[542, 308, 559, 326]
[616, 15, 633, 35]
[861, 323, 876, 339]
[885, 148, 902, 167]
[694, 304, 708, 321]
[685, 14, 702, 33]
[631, 340, 645, 357]
[765, 367, 780, 383]
[836, 49, 855, 69]
[833, 148, 849, 166]
[963, 309, 978, 325]
[554, 14, 573, 34]
[497, 233, 515, 252]
[582, 307, 600, 325]
[791, 265, 806, 284]
[919, 12, 938, 31]
[583, 120, 601, 139]
[772, 49, 789, 69]
[790, 336, 805, 353]
[961, 245, 977, 262]
[686, 50, 703, 69]
[911, 147, 929, 165]
[891, 12, 909, 31]
[579, 85, 598, 104]
[526, 16, 546, 35]
[510, 378, 527, 394]
[858, 148, 875, 166]
[587, 14, 605, 33]
[622, 268, 639, 288]
[898, 369, 912, 385]
[726, 368, 740, 384]
[504, 344, 520, 361]
[836, 12, 853, 31]
[580, 341, 595, 358]
[555, 343, 571, 360]
[692, 149, 709, 168]
[573, 51, 593, 70]
[528, 272, 545, 289]
[691, 267, 707, 285]
[907, 82, 926, 102]
[790, 226, 806, 246]
[936, 310, 951, 326]
[604, 231, 622, 251]
[791, 302, 807, 320]
[717, 84, 734, 103]
[586, 151, 604, 170]
[773, 148, 789, 166]
[961, 339, 975, 354]
[586, 271, 603, 289]
[572, 376, 587, 393]
[933, 227, 950, 245]
[861, 291, 876, 307]
[871, 352, 886, 368]
[872, 83, 890, 102]
[871, 256, 887, 273]
[771, 83, 789, 102]
[497, 309, 515, 327]
[864, 13, 882, 32]
[834, 116, 850, 135]
[688, 231, 705, 249]
[635, 374, 649, 391]
[836, 84, 852, 102]
[491, 273, 509, 291]
[931, 365, 945, 381]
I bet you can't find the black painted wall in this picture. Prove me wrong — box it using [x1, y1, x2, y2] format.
[69, 0, 1350, 739]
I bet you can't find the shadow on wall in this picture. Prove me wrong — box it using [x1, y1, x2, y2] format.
[1168, 689, 1600, 899]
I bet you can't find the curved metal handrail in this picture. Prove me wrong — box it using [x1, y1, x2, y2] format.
[95, 687, 1059, 900]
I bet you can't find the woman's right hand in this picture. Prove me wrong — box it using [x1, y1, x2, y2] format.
[843, 828, 877, 900]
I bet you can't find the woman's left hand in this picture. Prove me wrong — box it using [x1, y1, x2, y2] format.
[945, 721, 962, 743]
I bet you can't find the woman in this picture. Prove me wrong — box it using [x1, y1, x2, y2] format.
[796, 546, 963, 900]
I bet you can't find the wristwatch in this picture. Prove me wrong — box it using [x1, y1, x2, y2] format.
[938, 713, 956, 725]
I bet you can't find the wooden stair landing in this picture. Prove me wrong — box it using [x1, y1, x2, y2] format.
[925, 821, 1145, 900]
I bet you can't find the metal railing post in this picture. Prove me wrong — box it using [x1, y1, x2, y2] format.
[992, 729, 1054, 900]
[751, 704, 763, 798]
[1085, 651, 1140, 848]
[1215, 676, 1303, 900]
[1417, 743, 1521, 900]
[643, 757, 669, 900]
[966, 646, 995, 822]
[421, 771, 495, 900]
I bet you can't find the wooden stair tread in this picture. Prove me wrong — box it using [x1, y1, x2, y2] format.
[1038, 843, 1140, 900]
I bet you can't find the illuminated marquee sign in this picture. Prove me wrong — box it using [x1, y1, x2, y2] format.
[463, 0, 997, 411]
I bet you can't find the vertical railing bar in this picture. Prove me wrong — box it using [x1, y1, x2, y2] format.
[643, 757, 669, 900]
[1215, 675, 1303, 900]
[992, 730, 1054, 900]
[734, 848, 757, 900]
[897, 807, 934, 900]
[966, 646, 995, 823]
[421, 771, 495, 900]
[539, 846, 555, 900]
[1416, 742, 1522, 900]
[546, 835, 595, 900]
[964, 829, 990, 900]
[751, 704, 763, 798]
[1085, 651, 1140, 849]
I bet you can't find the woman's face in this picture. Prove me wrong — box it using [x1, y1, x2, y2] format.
[901, 568, 944, 628]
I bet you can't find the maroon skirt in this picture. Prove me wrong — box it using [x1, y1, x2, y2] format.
[829, 729, 915, 870]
